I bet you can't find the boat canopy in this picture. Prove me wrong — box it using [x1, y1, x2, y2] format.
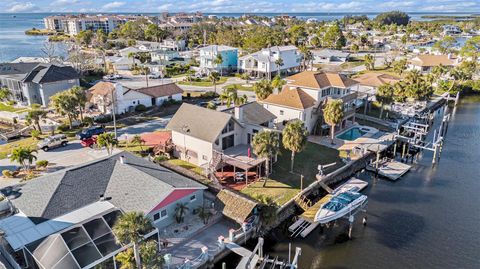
[323, 192, 362, 212]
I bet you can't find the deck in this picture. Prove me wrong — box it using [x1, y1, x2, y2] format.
[367, 159, 412, 181]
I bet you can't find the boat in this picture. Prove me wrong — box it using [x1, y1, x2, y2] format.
[314, 190, 367, 224]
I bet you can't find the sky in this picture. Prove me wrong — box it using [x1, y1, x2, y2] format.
[1, 0, 479, 13]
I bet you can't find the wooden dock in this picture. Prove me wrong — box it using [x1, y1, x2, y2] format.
[289, 178, 368, 238]
[367, 159, 411, 181]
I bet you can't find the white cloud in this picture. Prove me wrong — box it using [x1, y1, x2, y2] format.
[51, 0, 79, 5]
[101, 1, 126, 10]
[7, 2, 37, 12]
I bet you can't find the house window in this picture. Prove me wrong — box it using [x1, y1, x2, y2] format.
[154, 209, 168, 221]
[280, 110, 284, 115]
[202, 155, 207, 161]
[190, 195, 196, 202]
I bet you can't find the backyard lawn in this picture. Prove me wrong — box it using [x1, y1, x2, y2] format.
[178, 77, 228, 87]
[0, 103, 28, 113]
[166, 159, 205, 176]
[240, 142, 344, 206]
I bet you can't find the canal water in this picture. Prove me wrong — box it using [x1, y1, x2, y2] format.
[222, 96, 480, 269]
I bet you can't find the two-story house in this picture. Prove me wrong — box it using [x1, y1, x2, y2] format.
[0, 63, 79, 106]
[238, 45, 302, 78]
[199, 45, 238, 74]
[408, 54, 457, 73]
[261, 71, 359, 134]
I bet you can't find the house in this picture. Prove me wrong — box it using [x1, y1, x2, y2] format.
[159, 38, 186, 51]
[0, 63, 79, 106]
[166, 103, 276, 183]
[353, 72, 401, 97]
[199, 45, 238, 74]
[88, 81, 183, 114]
[408, 54, 457, 73]
[0, 151, 207, 269]
[150, 49, 181, 63]
[238, 45, 302, 78]
[443, 25, 462, 36]
[261, 71, 359, 134]
[312, 49, 350, 64]
[108, 56, 141, 71]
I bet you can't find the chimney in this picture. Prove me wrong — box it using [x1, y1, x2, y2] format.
[119, 155, 126, 164]
[234, 105, 244, 122]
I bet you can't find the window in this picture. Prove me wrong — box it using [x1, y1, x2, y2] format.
[202, 155, 207, 161]
[154, 209, 168, 222]
[190, 195, 196, 202]
[280, 110, 284, 115]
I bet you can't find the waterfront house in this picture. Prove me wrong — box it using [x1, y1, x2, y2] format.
[0, 151, 207, 269]
[166, 102, 276, 185]
[312, 49, 350, 64]
[199, 45, 238, 74]
[0, 63, 79, 106]
[408, 54, 457, 73]
[261, 71, 359, 134]
[238, 45, 302, 78]
[353, 72, 401, 97]
[88, 81, 183, 114]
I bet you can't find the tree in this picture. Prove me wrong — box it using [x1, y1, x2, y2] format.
[208, 72, 221, 93]
[400, 70, 433, 101]
[252, 130, 280, 186]
[299, 45, 311, 71]
[219, 86, 247, 108]
[214, 54, 223, 76]
[460, 36, 480, 60]
[26, 109, 47, 134]
[174, 203, 189, 223]
[364, 54, 375, 70]
[323, 23, 346, 49]
[241, 73, 251, 84]
[206, 101, 217, 110]
[376, 84, 394, 119]
[433, 36, 456, 54]
[282, 120, 308, 172]
[10, 147, 37, 172]
[69, 86, 87, 122]
[76, 30, 94, 45]
[271, 75, 286, 92]
[140, 240, 164, 269]
[113, 212, 153, 269]
[375, 11, 410, 26]
[197, 206, 213, 224]
[274, 57, 284, 77]
[393, 58, 407, 75]
[50, 91, 78, 128]
[351, 44, 360, 54]
[144, 24, 167, 42]
[323, 99, 344, 144]
[128, 52, 137, 69]
[288, 25, 307, 45]
[115, 248, 136, 269]
[0, 87, 10, 101]
[253, 79, 274, 100]
[97, 133, 118, 155]
[131, 135, 145, 152]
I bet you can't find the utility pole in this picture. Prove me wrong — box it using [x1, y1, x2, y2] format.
[111, 89, 117, 139]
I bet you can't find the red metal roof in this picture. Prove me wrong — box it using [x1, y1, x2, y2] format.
[148, 189, 197, 213]
[140, 131, 172, 146]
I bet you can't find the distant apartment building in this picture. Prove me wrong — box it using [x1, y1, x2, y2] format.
[44, 14, 140, 35]
[238, 45, 302, 78]
[157, 12, 204, 33]
[199, 45, 238, 74]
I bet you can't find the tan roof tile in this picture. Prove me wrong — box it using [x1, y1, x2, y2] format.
[88, 81, 115, 96]
[354, 72, 401, 87]
[286, 71, 359, 89]
[409, 55, 456, 67]
[261, 86, 316, 110]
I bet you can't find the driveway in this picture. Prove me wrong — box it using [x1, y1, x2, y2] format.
[116, 116, 172, 141]
[0, 141, 120, 189]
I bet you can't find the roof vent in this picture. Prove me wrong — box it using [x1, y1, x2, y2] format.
[119, 155, 126, 164]
[99, 194, 105, 201]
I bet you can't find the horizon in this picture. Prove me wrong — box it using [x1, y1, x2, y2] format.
[1, 0, 479, 14]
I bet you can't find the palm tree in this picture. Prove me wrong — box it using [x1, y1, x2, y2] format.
[323, 99, 344, 144]
[127, 52, 137, 69]
[115, 248, 136, 269]
[252, 130, 280, 186]
[376, 84, 394, 119]
[299, 45, 312, 71]
[130, 135, 145, 152]
[97, 133, 118, 155]
[0, 87, 11, 101]
[209, 72, 220, 93]
[274, 57, 284, 77]
[393, 58, 407, 75]
[10, 147, 37, 172]
[50, 91, 79, 129]
[197, 206, 213, 224]
[26, 109, 47, 134]
[206, 101, 217, 110]
[214, 54, 224, 76]
[113, 212, 153, 269]
[241, 73, 250, 84]
[282, 120, 308, 172]
[219, 86, 247, 108]
[174, 203, 189, 223]
[253, 79, 274, 100]
[140, 240, 164, 268]
[364, 54, 375, 71]
[69, 86, 87, 122]
[401, 70, 433, 101]
[271, 75, 286, 92]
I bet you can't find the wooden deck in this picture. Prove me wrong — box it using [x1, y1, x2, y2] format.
[367, 159, 412, 181]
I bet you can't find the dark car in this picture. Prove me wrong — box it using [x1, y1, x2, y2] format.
[76, 126, 105, 140]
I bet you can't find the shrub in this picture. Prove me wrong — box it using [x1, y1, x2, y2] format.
[95, 115, 113, 124]
[200, 91, 218, 99]
[57, 123, 69, 132]
[30, 129, 41, 140]
[36, 160, 49, 168]
[153, 155, 169, 163]
[83, 116, 94, 127]
[6, 100, 16, 106]
[2, 170, 13, 178]
[135, 104, 147, 112]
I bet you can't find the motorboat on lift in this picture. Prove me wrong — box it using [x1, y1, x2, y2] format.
[314, 189, 367, 224]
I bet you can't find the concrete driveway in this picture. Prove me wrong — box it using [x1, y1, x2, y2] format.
[116, 116, 172, 141]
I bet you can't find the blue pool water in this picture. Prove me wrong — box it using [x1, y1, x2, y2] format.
[336, 127, 367, 141]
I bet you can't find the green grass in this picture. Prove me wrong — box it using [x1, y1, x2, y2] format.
[340, 60, 365, 69]
[0, 137, 37, 159]
[224, 83, 255, 92]
[166, 159, 205, 176]
[0, 103, 27, 113]
[240, 142, 344, 206]
[178, 77, 228, 87]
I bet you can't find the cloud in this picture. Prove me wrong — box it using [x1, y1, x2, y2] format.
[7, 2, 37, 12]
[51, 0, 79, 5]
[101, 1, 126, 10]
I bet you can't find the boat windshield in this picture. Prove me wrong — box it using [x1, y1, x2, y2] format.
[323, 192, 362, 212]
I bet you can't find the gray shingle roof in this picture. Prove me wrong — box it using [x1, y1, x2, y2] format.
[224, 102, 276, 125]
[166, 103, 234, 143]
[7, 151, 206, 223]
[0, 63, 79, 83]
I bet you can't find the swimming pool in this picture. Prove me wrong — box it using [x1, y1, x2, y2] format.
[336, 127, 367, 141]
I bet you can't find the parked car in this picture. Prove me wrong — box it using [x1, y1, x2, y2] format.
[37, 134, 68, 152]
[80, 136, 97, 148]
[76, 126, 105, 140]
[148, 73, 163, 79]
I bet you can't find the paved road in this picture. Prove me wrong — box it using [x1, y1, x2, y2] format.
[116, 116, 172, 141]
